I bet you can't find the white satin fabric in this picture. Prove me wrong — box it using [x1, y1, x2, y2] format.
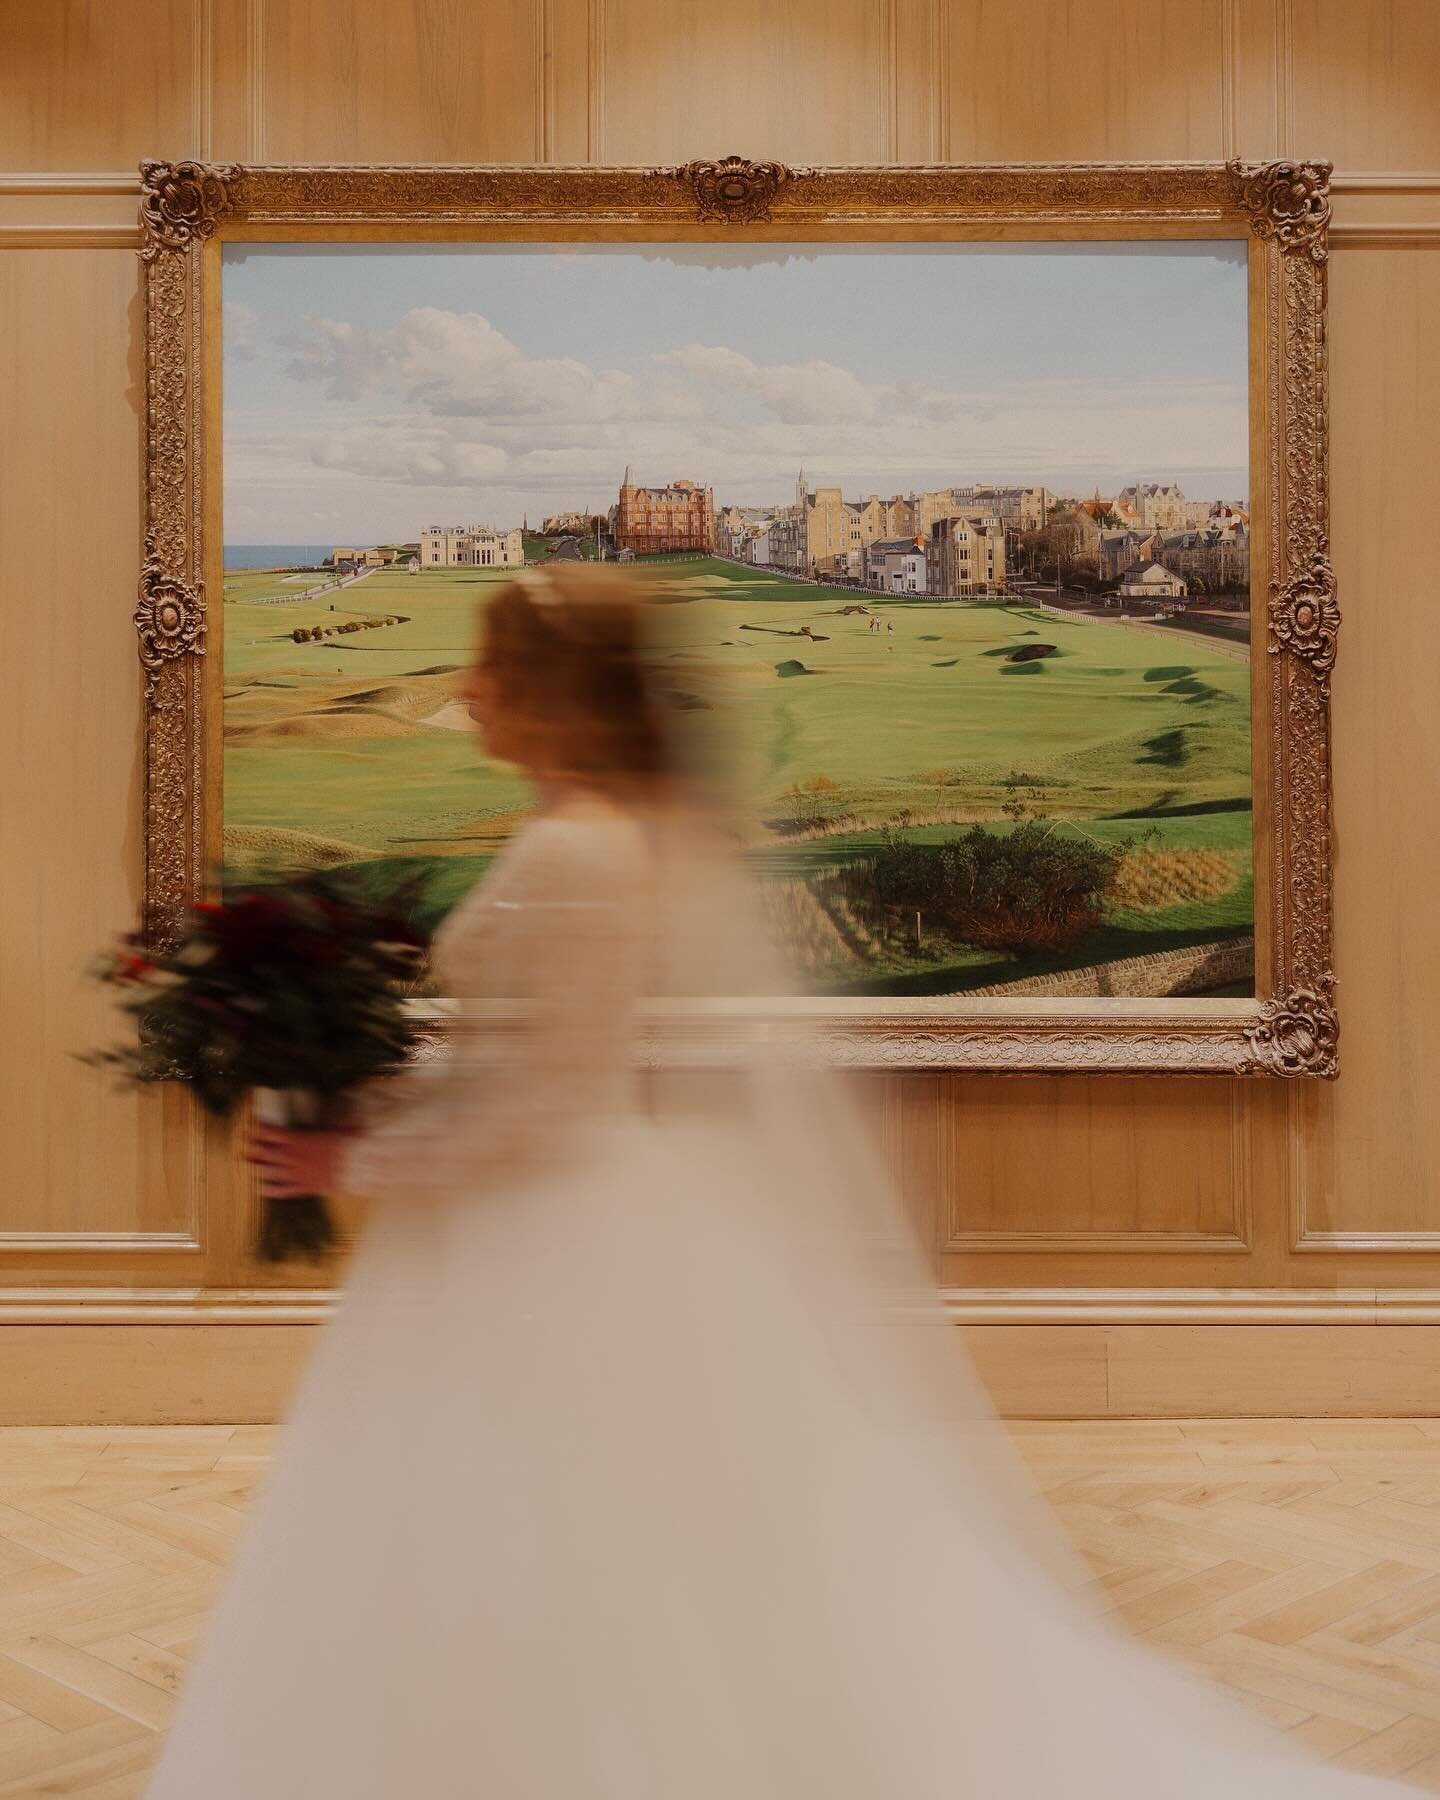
[146, 796, 1404, 1798]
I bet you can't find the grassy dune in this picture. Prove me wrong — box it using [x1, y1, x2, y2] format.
[223, 558, 1253, 993]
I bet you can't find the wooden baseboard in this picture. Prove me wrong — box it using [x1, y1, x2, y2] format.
[941, 1287, 1440, 1325]
[962, 1324, 1440, 1417]
[0, 1313, 1437, 1424]
[0, 1325, 313, 1425]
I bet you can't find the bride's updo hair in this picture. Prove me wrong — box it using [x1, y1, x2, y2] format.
[478, 563, 669, 785]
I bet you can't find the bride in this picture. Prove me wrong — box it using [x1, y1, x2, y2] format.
[146, 566, 1402, 1798]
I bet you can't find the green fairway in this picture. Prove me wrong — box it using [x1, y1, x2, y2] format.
[223, 557, 1254, 995]
[223, 568, 337, 605]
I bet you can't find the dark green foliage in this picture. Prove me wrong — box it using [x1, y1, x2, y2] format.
[88, 868, 432, 1113]
[85, 869, 435, 1262]
[842, 822, 1124, 956]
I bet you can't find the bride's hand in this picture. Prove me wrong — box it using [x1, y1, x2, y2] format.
[247, 1125, 348, 1198]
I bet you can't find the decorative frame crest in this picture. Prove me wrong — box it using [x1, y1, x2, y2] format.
[673, 155, 797, 222]
[137, 156, 1337, 1073]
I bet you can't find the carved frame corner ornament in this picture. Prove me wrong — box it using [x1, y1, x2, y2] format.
[1240, 978, 1339, 1078]
[137, 154, 1337, 1073]
[674, 156, 801, 224]
[1227, 157, 1333, 263]
[139, 158, 239, 259]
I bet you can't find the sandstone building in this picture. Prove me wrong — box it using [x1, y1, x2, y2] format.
[419, 525, 525, 568]
[612, 470, 715, 555]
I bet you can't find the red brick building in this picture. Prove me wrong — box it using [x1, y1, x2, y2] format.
[612, 468, 715, 555]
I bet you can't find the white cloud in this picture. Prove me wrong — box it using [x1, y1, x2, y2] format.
[287, 306, 702, 426]
[309, 422, 509, 487]
[658, 344, 876, 425]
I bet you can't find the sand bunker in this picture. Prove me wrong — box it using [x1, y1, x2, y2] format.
[644, 575, 784, 597]
[223, 824, 372, 870]
[421, 699, 474, 731]
[225, 712, 417, 742]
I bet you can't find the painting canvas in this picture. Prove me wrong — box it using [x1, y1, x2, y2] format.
[222, 239, 1253, 1002]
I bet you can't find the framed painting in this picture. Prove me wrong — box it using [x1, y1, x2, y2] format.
[136, 156, 1338, 1074]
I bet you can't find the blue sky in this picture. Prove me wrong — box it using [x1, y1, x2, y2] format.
[223, 241, 1248, 543]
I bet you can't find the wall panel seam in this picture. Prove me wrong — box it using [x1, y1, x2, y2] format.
[192, 0, 214, 160]
[7, 1289, 1440, 1327]
[587, 0, 607, 164]
[878, 0, 899, 164]
[1220, 0, 1237, 160]
[535, 0, 555, 162]
[1276, 0, 1293, 154]
[1330, 224, 1440, 244]
[0, 226, 144, 248]
[944, 1289, 1440, 1325]
[0, 1235, 201, 1254]
[1294, 1232, 1440, 1253]
[249, 0, 267, 162]
[1332, 174, 1440, 192]
[0, 176, 142, 194]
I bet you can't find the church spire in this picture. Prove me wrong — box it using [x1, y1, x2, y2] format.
[622, 463, 633, 490]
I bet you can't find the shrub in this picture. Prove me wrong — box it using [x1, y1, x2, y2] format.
[843, 822, 1123, 955]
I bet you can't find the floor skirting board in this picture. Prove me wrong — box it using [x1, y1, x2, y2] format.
[0, 1312, 1436, 1423]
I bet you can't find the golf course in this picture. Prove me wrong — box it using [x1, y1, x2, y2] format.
[223, 555, 1254, 996]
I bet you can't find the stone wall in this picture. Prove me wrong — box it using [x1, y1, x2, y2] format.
[967, 936, 1255, 1000]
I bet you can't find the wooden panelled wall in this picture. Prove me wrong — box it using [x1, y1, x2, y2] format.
[3, 0, 1438, 1420]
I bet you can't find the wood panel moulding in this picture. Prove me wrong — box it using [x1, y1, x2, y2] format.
[941, 1079, 1255, 1255]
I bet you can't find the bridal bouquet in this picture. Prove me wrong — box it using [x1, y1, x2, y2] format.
[87, 870, 433, 1262]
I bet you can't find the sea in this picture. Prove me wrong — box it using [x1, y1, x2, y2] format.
[224, 544, 333, 570]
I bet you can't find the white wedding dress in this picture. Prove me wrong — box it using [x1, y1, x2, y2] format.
[146, 796, 1404, 1799]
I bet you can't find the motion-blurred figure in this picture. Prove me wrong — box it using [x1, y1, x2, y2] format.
[147, 566, 1402, 1799]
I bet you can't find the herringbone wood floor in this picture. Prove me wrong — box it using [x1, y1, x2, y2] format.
[0, 1420, 1436, 1796]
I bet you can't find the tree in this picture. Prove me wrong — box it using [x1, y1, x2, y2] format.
[843, 822, 1123, 956]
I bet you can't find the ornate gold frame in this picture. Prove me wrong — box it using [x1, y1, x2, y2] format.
[137, 156, 1337, 1076]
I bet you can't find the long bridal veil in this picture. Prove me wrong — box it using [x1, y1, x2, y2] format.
[573, 674, 1403, 1799]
